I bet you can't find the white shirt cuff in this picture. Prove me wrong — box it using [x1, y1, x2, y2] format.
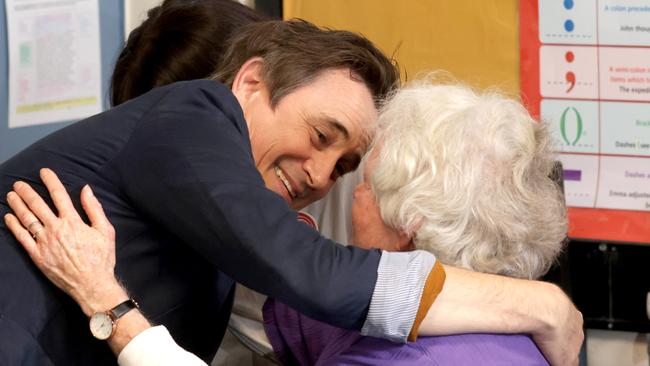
[360, 250, 436, 343]
[118, 325, 208, 366]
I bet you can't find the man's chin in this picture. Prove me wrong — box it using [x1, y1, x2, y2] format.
[290, 199, 309, 211]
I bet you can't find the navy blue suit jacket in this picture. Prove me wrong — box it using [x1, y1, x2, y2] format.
[0, 80, 380, 365]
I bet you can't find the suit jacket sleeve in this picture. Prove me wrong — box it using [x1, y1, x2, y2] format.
[112, 80, 380, 330]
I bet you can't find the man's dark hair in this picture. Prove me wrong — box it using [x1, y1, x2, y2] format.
[212, 19, 400, 108]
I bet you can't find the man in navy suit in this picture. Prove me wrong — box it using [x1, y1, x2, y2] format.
[0, 20, 583, 366]
[0, 20, 443, 365]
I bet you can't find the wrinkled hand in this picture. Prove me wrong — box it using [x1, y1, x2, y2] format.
[532, 282, 584, 366]
[4, 168, 126, 316]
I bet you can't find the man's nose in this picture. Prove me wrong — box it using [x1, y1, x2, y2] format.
[305, 153, 337, 191]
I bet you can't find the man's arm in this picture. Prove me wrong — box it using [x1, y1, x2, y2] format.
[5, 168, 581, 365]
[111, 80, 438, 340]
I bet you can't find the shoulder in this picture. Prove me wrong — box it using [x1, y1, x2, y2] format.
[156, 80, 243, 123]
[327, 333, 548, 366]
[132, 79, 249, 143]
[163, 79, 234, 101]
[415, 333, 549, 365]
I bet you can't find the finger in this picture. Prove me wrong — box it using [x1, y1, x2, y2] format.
[6, 190, 53, 231]
[4, 213, 39, 259]
[11, 181, 58, 226]
[80, 185, 113, 236]
[40, 168, 78, 219]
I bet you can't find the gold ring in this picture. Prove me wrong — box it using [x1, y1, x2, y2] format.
[27, 220, 42, 233]
[27, 220, 44, 239]
[31, 226, 45, 240]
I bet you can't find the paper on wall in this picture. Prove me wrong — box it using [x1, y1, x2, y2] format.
[5, 0, 102, 128]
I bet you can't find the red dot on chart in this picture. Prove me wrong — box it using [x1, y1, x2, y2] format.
[565, 51, 574, 63]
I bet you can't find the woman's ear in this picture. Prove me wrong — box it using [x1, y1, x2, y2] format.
[396, 231, 415, 252]
[230, 57, 265, 104]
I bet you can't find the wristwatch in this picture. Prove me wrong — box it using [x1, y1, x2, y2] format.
[89, 299, 139, 340]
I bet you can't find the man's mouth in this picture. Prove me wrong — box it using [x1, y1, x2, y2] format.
[274, 165, 297, 199]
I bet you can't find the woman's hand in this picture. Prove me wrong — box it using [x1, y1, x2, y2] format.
[3, 168, 127, 316]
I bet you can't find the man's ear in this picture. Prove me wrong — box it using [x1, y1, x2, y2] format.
[231, 57, 265, 105]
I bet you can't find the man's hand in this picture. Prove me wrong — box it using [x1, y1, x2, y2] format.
[530, 281, 584, 366]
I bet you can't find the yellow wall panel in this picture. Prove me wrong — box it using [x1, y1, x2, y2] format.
[284, 0, 519, 94]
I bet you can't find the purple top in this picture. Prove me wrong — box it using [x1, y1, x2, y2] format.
[263, 298, 549, 366]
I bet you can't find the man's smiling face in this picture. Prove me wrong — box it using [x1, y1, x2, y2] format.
[237, 66, 377, 210]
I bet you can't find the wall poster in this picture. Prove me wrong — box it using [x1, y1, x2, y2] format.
[520, 0, 650, 243]
[5, 0, 102, 128]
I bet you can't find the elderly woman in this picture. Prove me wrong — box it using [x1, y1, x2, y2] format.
[3, 80, 577, 365]
[263, 80, 567, 365]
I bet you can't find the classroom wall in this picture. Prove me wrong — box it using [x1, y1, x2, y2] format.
[283, 0, 520, 94]
[124, 0, 162, 36]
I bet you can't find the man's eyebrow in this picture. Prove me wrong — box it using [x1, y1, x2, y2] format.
[319, 115, 350, 140]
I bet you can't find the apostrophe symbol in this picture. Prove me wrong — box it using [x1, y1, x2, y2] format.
[560, 107, 583, 146]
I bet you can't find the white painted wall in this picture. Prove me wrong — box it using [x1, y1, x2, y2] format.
[123, 0, 255, 38]
[123, 0, 163, 37]
[587, 330, 649, 366]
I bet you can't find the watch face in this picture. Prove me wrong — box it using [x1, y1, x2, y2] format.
[89, 312, 114, 340]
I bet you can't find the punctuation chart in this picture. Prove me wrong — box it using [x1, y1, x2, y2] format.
[520, 0, 650, 243]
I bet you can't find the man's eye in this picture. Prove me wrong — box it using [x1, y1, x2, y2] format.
[315, 129, 327, 144]
[335, 163, 348, 178]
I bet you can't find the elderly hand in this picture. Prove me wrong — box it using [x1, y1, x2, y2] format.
[3, 168, 127, 316]
[531, 282, 584, 366]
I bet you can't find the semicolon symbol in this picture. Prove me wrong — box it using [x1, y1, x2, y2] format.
[564, 51, 575, 93]
[565, 71, 576, 93]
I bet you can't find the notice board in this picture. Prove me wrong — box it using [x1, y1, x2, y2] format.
[520, 0, 650, 244]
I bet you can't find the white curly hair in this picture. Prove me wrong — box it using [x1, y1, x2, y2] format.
[367, 79, 567, 279]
